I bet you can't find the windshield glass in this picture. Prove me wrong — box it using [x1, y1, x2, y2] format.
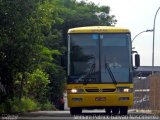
[69, 34, 99, 83]
[68, 33, 131, 84]
[101, 34, 130, 83]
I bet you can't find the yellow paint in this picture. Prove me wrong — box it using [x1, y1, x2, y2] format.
[67, 26, 133, 109]
[67, 84, 133, 108]
[68, 26, 130, 33]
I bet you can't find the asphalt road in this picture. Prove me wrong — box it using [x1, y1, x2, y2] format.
[1, 110, 160, 120]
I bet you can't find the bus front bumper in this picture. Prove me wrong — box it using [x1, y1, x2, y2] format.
[67, 93, 133, 108]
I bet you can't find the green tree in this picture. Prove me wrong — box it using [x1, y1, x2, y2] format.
[26, 69, 49, 103]
[0, 0, 117, 112]
[52, 0, 117, 45]
[0, 0, 61, 112]
[0, 0, 41, 102]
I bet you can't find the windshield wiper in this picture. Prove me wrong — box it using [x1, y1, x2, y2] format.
[81, 56, 96, 84]
[83, 63, 95, 84]
[105, 57, 117, 85]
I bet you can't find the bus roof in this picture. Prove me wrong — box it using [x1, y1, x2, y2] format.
[68, 26, 130, 33]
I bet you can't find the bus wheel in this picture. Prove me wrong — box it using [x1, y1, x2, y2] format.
[120, 107, 128, 115]
[112, 107, 119, 115]
[105, 107, 111, 115]
[70, 107, 82, 115]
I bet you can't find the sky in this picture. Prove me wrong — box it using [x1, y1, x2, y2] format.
[78, 0, 160, 66]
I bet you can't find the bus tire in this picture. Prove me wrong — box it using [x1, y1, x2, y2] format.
[105, 107, 111, 115]
[120, 106, 128, 115]
[70, 107, 82, 115]
[112, 107, 119, 115]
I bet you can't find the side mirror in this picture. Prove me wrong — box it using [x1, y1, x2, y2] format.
[135, 54, 140, 67]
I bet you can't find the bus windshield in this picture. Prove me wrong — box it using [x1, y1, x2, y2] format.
[68, 33, 131, 84]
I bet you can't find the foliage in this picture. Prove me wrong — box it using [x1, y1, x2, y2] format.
[0, 103, 5, 113]
[24, 69, 49, 103]
[0, 0, 116, 112]
[0, 97, 38, 113]
[10, 97, 39, 113]
[38, 101, 56, 110]
[52, 0, 117, 44]
[47, 64, 66, 105]
[0, 97, 56, 113]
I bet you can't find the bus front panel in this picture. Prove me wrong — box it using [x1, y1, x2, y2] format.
[67, 32, 133, 109]
[67, 84, 133, 108]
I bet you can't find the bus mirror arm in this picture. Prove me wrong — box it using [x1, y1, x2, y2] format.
[132, 50, 137, 54]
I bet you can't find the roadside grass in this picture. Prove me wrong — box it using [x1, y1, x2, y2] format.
[0, 97, 56, 114]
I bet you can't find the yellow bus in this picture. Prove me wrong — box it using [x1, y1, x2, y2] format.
[67, 26, 140, 115]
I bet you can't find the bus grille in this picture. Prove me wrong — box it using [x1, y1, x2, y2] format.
[85, 89, 116, 92]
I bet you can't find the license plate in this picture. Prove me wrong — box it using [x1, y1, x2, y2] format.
[95, 97, 106, 101]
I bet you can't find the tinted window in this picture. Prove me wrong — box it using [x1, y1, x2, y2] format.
[69, 34, 99, 83]
[101, 34, 130, 83]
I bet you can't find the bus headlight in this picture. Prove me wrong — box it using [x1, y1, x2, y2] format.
[68, 89, 85, 94]
[116, 87, 132, 93]
[123, 88, 130, 92]
[71, 89, 77, 93]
